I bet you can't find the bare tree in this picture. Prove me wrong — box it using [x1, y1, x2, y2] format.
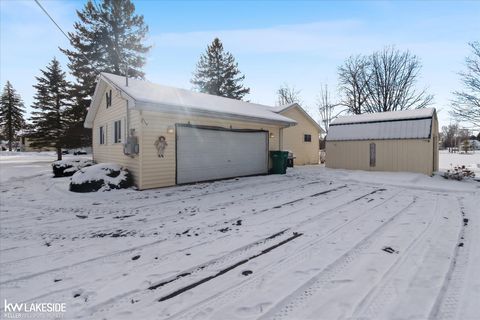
[338, 55, 370, 114]
[276, 83, 302, 106]
[441, 123, 459, 151]
[338, 47, 433, 114]
[317, 84, 343, 133]
[451, 41, 480, 129]
[364, 47, 433, 112]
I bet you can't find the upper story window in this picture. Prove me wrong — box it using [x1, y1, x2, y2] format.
[105, 90, 112, 108]
[114, 120, 122, 143]
[304, 134, 312, 142]
[99, 126, 105, 145]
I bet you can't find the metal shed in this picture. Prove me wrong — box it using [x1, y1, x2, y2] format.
[325, 108, 439, 175]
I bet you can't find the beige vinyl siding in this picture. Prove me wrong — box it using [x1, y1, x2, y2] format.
[326, 114, 439, 176]
[326, 139, 434, 175]
[279, 107, 320, 165]
[92, 84, 142, 186]
[139, 110, 281, 190]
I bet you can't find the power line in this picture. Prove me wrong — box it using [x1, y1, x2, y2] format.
[34, 0, 100, 74]
[34, 0, 71, 43]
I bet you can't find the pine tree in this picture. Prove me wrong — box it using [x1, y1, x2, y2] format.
[29, 58, 71, 160]
[0, 81, 25, 151]
[191, 38, 250, 100]
[60, 0, 150, 147]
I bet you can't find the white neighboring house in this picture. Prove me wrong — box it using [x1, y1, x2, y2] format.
[84, 73, 299, 190]
[326, 108, 439, 175]
[468, 139, 480, 150]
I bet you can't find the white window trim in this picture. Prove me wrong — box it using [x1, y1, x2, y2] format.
[113, 120, 122, 144]
[99, 125, 105, 145]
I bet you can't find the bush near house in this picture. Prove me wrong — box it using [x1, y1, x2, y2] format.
[69, 163, 133, 192]
[52, 158, 94, 177]
[443, 165, 476, 181]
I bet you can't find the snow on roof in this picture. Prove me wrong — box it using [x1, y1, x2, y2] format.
[331, 108, 435, 125]
[327, 118, 432, 141]
[92, 73, 296, 126]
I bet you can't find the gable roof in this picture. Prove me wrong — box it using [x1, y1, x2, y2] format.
[327, 108, 436, 141]
[331, 108, 435, 125]
[84, 73, 296, 128]
[271, 103, 324, 133]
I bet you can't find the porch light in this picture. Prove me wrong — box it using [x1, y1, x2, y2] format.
[270, 132, 275, 139]
[167, 126, 174, 134]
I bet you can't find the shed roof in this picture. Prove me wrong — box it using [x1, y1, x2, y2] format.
[85, 73, 296, 128]
[331, 108, 435, 125]
[327, 108, 435, 141]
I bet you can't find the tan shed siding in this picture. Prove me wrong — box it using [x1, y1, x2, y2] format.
[279, 107, 320, 165]
[92, 84, 142, 186]
[326, 139, 434, 175]
[139, 110, 281, 190]
[431, 113, 439, 171]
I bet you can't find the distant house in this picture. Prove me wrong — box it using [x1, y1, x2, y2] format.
[326, 108, 439, 175]
[271, 103, 324, 165]
[84, 73, 300, 190]
[17, 133, 55, 152]
[468, 139, 480, 150]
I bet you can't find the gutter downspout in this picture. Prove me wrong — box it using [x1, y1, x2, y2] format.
[279, 127, 283, 150]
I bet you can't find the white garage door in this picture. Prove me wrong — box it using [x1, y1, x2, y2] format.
[176, 125, 268, 184]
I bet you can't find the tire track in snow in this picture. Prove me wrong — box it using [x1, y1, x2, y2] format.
[0, 183, 347, 273]
[428, 197, 470, 320]
[83, 187, 392, 318]
[0, 184, 350, 293]
[161, 189, 406, 320]
[350, 194, 441, 319]
[257, 196, 418, 320]
[1, 179, 331, 234]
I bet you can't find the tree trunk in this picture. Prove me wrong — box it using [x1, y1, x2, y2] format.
[57, 147, 62, 161]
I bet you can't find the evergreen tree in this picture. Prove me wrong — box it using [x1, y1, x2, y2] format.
[0, 81, 25, 151]
[60, 0, 150, 147]
[191, 38, 250, 100]
[29, 58, 71, 160]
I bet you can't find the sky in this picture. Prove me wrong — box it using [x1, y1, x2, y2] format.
[1, 0, 479, 130]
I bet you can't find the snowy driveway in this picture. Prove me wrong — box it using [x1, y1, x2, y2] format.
[0, 158, 479, 319]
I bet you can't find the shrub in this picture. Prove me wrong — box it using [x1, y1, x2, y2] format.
[443, 165, 476, 181]
[52, 159, 94, 177]
[69, 163, 133, 192]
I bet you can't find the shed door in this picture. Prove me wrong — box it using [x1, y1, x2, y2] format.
[176, 125, 268, 184]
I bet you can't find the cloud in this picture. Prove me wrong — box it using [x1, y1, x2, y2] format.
[152, 20, 381, 56]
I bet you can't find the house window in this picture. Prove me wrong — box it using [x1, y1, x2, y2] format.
[114, 120, 122, 143]
[99, 126, 105, 145]
[304, 134, 312, 142]
[370, 143, 376, 167]
[105, 90, 112, 108]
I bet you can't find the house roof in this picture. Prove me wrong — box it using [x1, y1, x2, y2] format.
[84, 73, 296, 128]
[327, 108, 436, 141]
[270, 103, 324, 133]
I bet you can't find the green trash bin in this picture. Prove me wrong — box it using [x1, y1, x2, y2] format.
[270, 151, 289, 174]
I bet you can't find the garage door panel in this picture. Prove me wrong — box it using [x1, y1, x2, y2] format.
[176, 126, 268, 184]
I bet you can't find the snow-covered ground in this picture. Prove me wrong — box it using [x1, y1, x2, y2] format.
[439, 149, 480, 175]
[0, 151, 479, 319]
